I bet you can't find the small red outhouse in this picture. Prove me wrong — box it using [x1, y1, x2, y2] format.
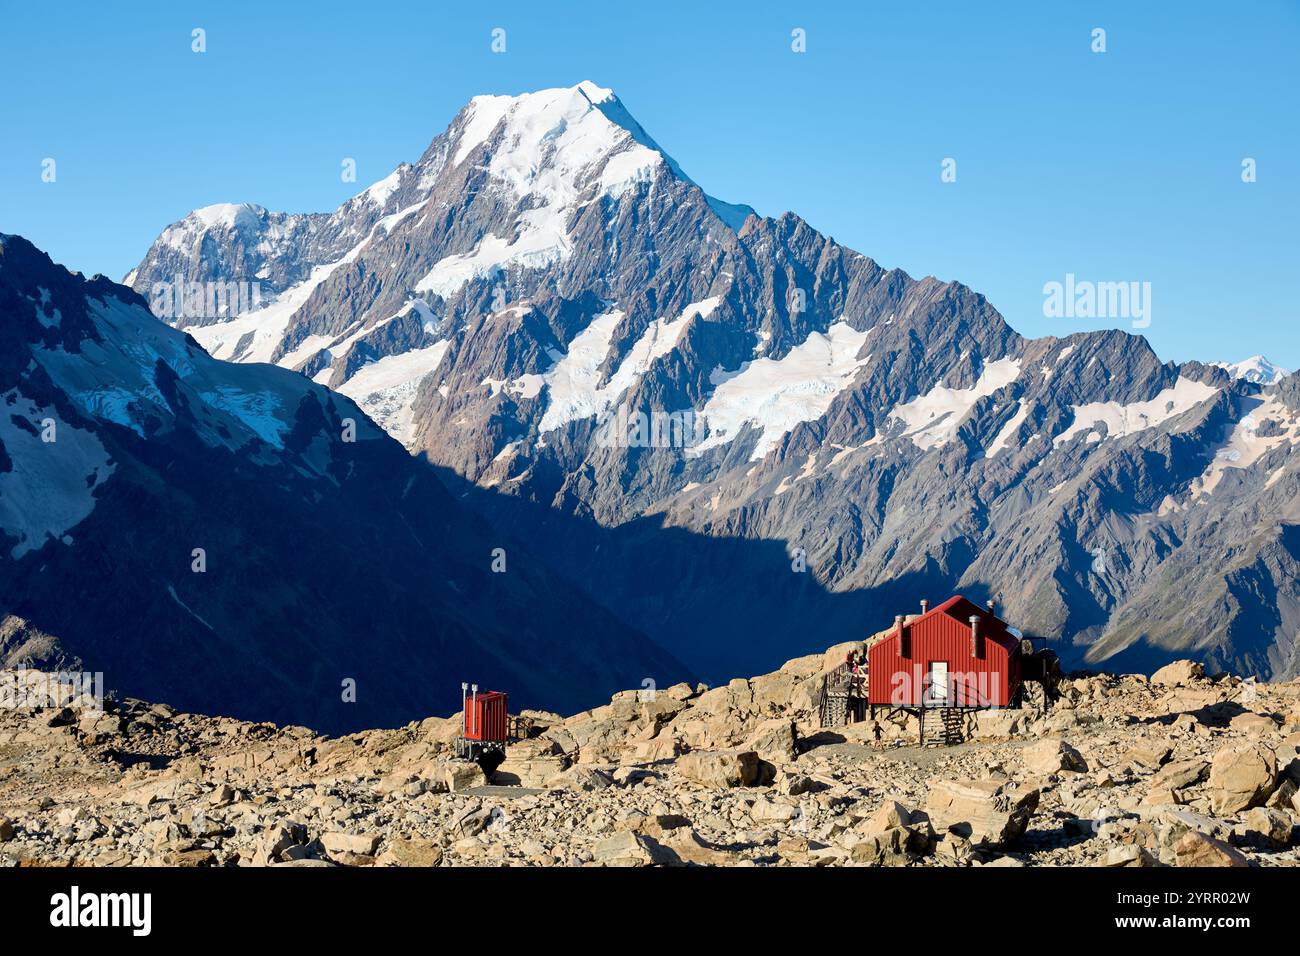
[463, 689, 508, 743]
[867, 596, 1022, 708]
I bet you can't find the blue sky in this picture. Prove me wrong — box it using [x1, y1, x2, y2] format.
[2, 0, 1296, 367]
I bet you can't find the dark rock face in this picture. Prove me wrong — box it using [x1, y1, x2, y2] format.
[0, 234, 688, 733]
[128, 83, 1300, 684]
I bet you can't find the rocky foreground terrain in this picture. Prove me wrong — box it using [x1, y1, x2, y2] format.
[2, 643, 1298, 868]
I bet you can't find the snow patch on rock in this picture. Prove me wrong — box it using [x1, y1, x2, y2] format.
[0, 395, 114, 558]
[693, 321, 875, 462]
[987, 401, 1029, 458]
[890, 357, 1022, 451]
[336, 341, 451, 444]
[1054, 377, 1219, 448]
[539, 299, 718, 435]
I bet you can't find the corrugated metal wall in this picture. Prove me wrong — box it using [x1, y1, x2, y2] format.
[463, 691, 509, 741]
[868, 614, 1015, 707]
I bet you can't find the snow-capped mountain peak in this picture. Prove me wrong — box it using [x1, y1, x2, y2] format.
[1212, 355, 1290, 385]
[156, 202, 266, 252]
[447, 80, 748, 224]
[128, 81, 756, 436]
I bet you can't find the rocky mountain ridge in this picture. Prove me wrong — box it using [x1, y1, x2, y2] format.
[0, 233, 687, 733]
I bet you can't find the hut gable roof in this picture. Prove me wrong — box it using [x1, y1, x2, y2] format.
[910, 595, 1019, 653]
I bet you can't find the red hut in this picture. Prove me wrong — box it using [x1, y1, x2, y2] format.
[453, 682, 509, 768]
[867, 596, 1022, 709]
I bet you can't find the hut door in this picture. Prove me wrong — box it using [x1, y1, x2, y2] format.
[927, 662, 948, 705]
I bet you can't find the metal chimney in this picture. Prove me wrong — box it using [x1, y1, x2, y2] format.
[969, 615, 982, 658]
[895, 615, 907, 658]
[920, 599, 929, 614]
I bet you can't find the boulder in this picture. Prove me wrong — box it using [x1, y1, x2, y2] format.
[271, 858, 336, 868]
[442, 761, 487, 793]
[159, 847, 216, 867]
[1124, 743, 1172, 770]
[0, 817, 13, 842]
[849, 826, 911, 865]
[1151, 660, 1205, 686]
[493, 738, 567, 787]
[774, 835, 814, 864]
[564, 715, 637, 765]
[925, 779, 1038, 847]
[973, 709, 1024, 740]
[750, 671, 800, 714]
[857, 800, 914, 838]
[493, 756, 566, 789]
[1152, 759, 1209, 791]
[448, 806, 492, 838]
[55, 806, 87, 828]
[258, 821, 307, 863]
[778, 653, 826, 679]
[1267, 778, 1297, 810]
[660, 828, 737, 866]
[320, 831, 381, 857]
[546, 765, 613, 792]
[1232, 807, 1293, 849]
[776, 770, 818, 796]
[676, 750, 761, 789]
[1171, 713, 1199, 734]
[379, 837, 444, 867]
[1230, 712, 1279, 737]
[749, 796, 799, 823]
[1173, 830, 1249, 867]
[742, 718, 798, 763]
[1022, 739, 1088, 775]
[1104, 845, 1156, 867]
[1208, 744, 1276, 814]
[590, 830, 673, 866]
[631, 733, 684, 762]
[1139, 786, 1182, 808]
[1160, 688, 1223, 716]
[662, 682, 697, 702]
[611, 766, 661, 787]
[935, 833, 975, 866]
[1147, 807, 1232, 850]
[788, 677, 824, 716]
[690, 680, 753, 720]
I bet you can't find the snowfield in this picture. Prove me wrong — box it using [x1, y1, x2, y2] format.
[0, 394, 114, 558]
[693, 321, 875, 461]
[1054, 377, 1219, 447]
[889, 357, 1022, 451]
[539, 299, 720, 436]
